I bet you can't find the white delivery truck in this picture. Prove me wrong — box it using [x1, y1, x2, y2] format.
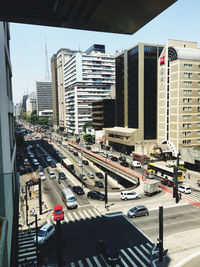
[144, 180, 161, 196]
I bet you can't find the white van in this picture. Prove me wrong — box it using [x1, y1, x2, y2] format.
[144, 171, 154, 179]
[62, 188, 78, 209]
[178, 184, 191, 194]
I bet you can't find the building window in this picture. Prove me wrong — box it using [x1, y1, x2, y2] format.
[184, 81, 192, 86]
[198, 107, 200, 112]
[183, 90, 192, 95]
[182, 132, 191, 137]
[198, 90, 200, 94]
[183, 107, 192, 111]
[183, 98, 192, 103]
[197, 123, 200, 127]
[183, 123, 191, 128]
[198, 131, 200, 136]
[184, 64, 193, 69]
[197, 115, 200, 119]
[198, 82, 200, 87]
[184, 72, 192, 78]
[183, 115, 192, 120]
[198, 139, 200, 143]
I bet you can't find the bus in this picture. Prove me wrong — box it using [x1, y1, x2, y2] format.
[62, 158, 74, 172]
[147, 162, 183, 183]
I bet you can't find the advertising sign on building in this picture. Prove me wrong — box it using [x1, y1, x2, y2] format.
[160, 56, 165, 65]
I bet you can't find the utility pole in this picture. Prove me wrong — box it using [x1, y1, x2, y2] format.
[56, 220, 63, 267]
[158, 206, 163, 262]
[173, 152, 180, 203]
[38, 178, 42, 215]
[25, 185, 29, 226]
[35, 214, 39, 267]
[105, 172, 108, 209]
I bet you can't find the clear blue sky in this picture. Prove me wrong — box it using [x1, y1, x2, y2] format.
[10, 0, 200, 104]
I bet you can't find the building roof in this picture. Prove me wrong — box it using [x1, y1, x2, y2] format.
[176, 47, 200, 61]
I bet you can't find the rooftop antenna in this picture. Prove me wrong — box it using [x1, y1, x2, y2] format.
[45, 38, 50, 79]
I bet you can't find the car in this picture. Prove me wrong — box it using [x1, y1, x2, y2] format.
[77, 161, 83, 167]
[119, 156, 126, 162]
[49, 171, 56, 179]
[111, 156, 118, 162]
[73, 151, 78, 156]
[130, 161, 141, 168]
[96, 172, 104, 179]
[178, 185, 191, 194]
[120, 161, 129, 167]
[94, 181, 104, 188]
[86, 145, 91, 150]
[59, 172, 66, 180]
[51, 161, 56, 168]
[36, 144, 40, 148]
[34, 223, 55, 245]
[144, 171, 154, 179]
[36, 153, 41, 158]
[39, 172, 46, 180]
[82, 160, 89, 165]
[24, 158, 29, 165]
[99, 240, 121, 264]
[32, 159, 39, 166]
[88, 172, 95, 179]
[161, 179, 173, 187]
[108, 152, 113, 157]
[127, 205, 149, 218]
[29, 153, 35, 159]
[87, 190, 105, 200]
[102, 153, 108, 158]
[46, 156, 52, 162]
[24, 165, 31, 171]
[53, 205, 64, 221]
[72, 186, 85, 195]
[38, 165, 44, 172]
[18, 165, 25, 172]
[79, 173, 87, 181]
[120, 190, 140, 200]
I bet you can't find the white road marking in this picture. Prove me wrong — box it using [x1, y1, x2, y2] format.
[164, 227, 200, 240]
[78, 260, 84, 267]
[127, 247, 147, 267]
[121, 249, 138, 267]
[87, 209, 96, 218]
[85, 258, 93, 267]
[70, 263, 76, 267]
[140, 244, 150, 255]
[134, 246, 151, 263]
[73, 211, 79, 220]
[93, 256, 102, 266]
[83, 209, 90, 218]
[67, 213, 74, 221]
[146, 243, 153, 249]
[77, 211, 85, 220]
[64, 216, 69, 223]
[93, 209, 101, 216]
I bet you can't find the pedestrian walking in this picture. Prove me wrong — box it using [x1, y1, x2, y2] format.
[179, 192, 182, 200]
[29, 190, 32, 199]
[183, 173, 186, 179]
[21, 185, 24, 193]
[188, 173, 191, 179]
[32, 208, 35, 217]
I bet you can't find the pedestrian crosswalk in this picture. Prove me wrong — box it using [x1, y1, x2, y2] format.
[49, 207, 102, 224]
[18, 229, 37, 266]
[69, 242, 153, 267]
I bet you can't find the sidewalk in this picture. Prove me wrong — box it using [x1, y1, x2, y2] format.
[19, 174, 51, 230]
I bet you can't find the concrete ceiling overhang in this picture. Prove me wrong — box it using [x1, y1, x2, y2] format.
[0, 0, 177, 34]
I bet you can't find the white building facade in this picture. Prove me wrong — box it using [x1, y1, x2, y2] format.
[26, 92, 37, 114]
[64, 47, 115, 134]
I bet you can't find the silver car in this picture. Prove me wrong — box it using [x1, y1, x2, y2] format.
[127, 206, 149, 218]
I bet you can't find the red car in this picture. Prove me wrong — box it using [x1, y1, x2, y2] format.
[53, 205, 64, 221]
[161, 179, 173, 187]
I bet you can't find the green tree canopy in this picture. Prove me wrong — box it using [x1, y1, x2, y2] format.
[83, 121, 92, 132]
[83, 134, 93, 143]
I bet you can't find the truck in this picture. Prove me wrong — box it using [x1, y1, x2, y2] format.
[62, 158, 74, 172]
[144, 180, 161, 196]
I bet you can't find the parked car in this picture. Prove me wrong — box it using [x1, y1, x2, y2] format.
[32, 159, 39, 166]
[34, 223, 55, 245]
[119, 156, 126, 162]
[82, 160, 89, 165]
[127, 206, 149, 218]
[49, 171, 56, 179]
[72, 186, 85, 195]
[59, 172, 66, 180]
[53, 205, 64, 221]
[130, 161, 141, 169]
[38, 165, 44, 172]
[79, 173, 87, 181]
[29, 153, 35, 159]
[24, 158, 29, 165]
[96, 172, 104, 179]
[120, 190, 140, 200]
[73, 151, 78, 156]
[161, 179, 173, 187]
[94, 181, 104, 188]
[178, 184, 191, 194]
[77, 161, 83, 167]
[120, 161, 129, 167]
[39, 172, 46, 180]
[99, 240, 121, 264]
[87, 190, 105, 200]
[88, 172, 95, 179]
[111, 156, 118, 162]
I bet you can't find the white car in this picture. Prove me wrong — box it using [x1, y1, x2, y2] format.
[24, 158, 29, 165]
[39, 171, 46, 180]
[88, 172, 95, 179]
[120, 190, 140, 200]
[29, 154, 35, 158]
[77, 161, 83, 167]
[108, 152, 113, 157]
[34, 223, 55, 245]
[130, 161, 142, 168]
[49, 171, 56, 179]
[178, 185, 191, 194]
[46, 157, 52, 162]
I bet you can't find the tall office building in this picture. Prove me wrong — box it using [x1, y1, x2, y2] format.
[36, 79, 52, 114]
[157, 40, 200, 156]
[106, 43, 163, 154]
[51, 48, 78, 131]
[0, 22, 18, 267]
[64, 44, 115, 135]
[22, 94, 29, 113]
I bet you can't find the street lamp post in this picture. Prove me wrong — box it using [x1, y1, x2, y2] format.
[80, 141, 84, 189]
